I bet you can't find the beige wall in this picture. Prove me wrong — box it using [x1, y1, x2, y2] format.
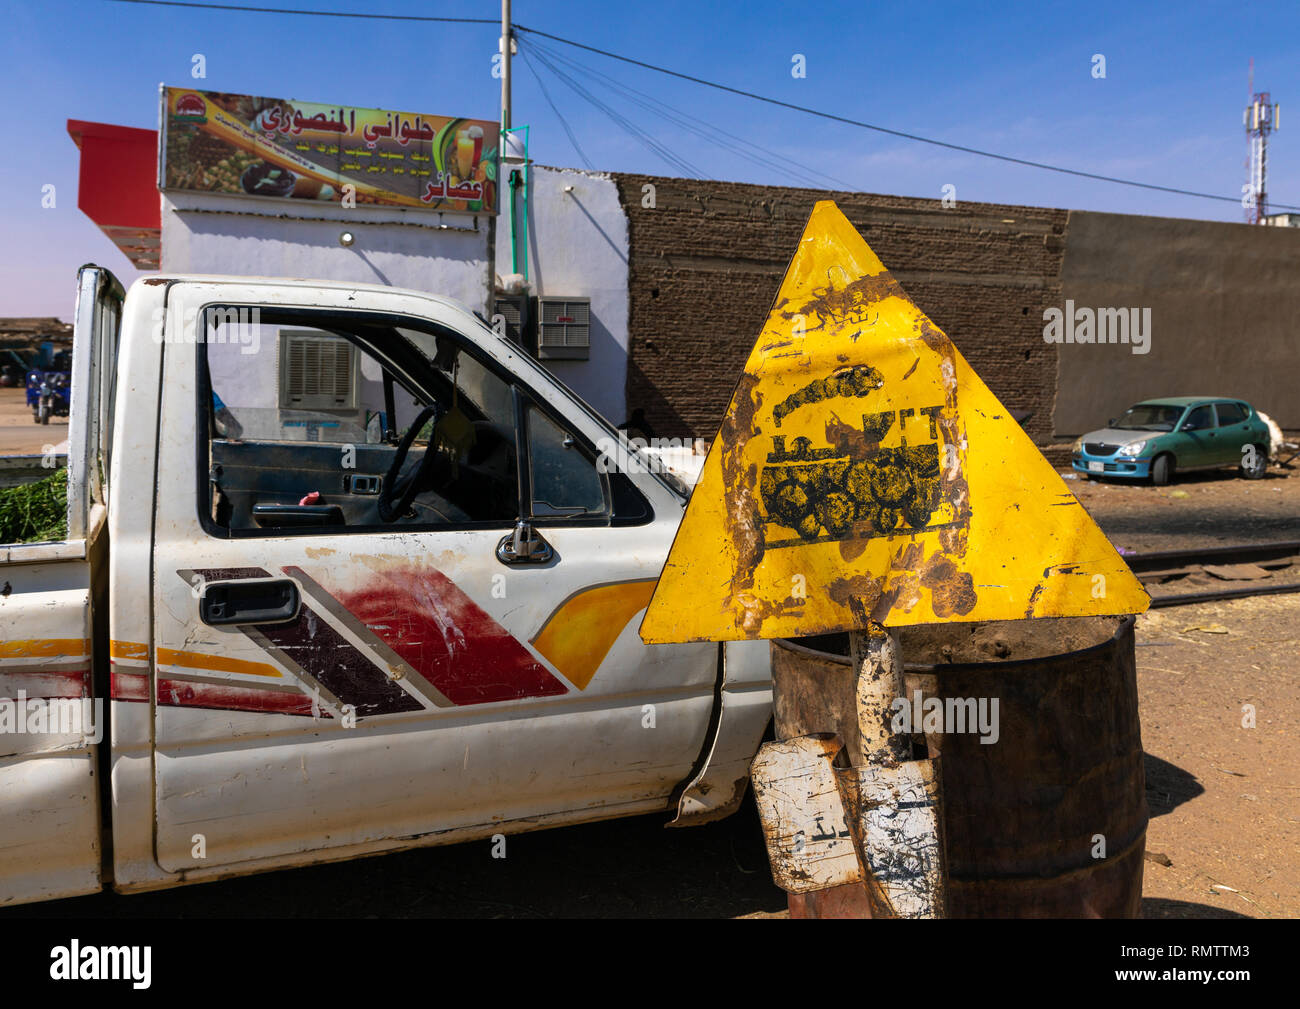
[1055, 211, 1300, 434]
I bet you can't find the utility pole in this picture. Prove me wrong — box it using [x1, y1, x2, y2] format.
[501, 0, 512, 132]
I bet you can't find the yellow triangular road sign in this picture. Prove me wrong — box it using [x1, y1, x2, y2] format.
[640, 201, 1148, 644]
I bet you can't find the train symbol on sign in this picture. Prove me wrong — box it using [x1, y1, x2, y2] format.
[759, 404, 956, 547]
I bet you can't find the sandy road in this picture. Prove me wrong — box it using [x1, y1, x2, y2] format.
[0, 388, 67, 457]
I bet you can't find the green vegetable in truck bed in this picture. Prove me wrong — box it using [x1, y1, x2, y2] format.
[0, 468, 68, 544]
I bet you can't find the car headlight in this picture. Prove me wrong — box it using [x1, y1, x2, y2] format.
[1072, 436, 1084, 453]
[1117, 440, 1147, 457]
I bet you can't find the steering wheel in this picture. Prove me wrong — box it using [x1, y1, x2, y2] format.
[377, 405, 442, 522]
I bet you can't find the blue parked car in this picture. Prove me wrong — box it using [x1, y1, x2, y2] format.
[1071, 397, 1271, 486]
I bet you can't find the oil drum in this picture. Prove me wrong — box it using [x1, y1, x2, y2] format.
[771, 615, 1146, 918]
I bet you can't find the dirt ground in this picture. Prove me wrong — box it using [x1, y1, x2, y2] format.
[2, 417, 1295, 919]
[12, 597, 1294, 921]
[1133, 594, 1298, 919]
[0, 387, 68, 456]
[1068, 461, 1300, 552]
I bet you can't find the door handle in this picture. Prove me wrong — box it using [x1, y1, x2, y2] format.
[496, 521, 554, 565]
[201, 578, 300, 626]
[252, 504, 344, 527]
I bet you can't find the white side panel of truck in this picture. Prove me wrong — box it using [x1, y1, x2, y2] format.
[0, 266, 121, 906]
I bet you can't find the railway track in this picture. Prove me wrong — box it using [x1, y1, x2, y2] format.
[1125, 540, 1300, 608]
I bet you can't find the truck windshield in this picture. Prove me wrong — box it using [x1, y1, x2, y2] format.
[1113, 404, 1183, 432]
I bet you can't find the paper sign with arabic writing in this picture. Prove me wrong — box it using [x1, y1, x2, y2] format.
[639, 201, 1148, 644]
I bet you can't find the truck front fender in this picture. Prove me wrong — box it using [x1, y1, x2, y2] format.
[666, 639, 772, 827]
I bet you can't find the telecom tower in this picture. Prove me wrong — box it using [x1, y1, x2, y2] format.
[1244, 63, 1280, 224]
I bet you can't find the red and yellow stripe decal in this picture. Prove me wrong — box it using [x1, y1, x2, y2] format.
[106, 569, 660, 715]
[531, 580, 657, 690]
[1, 638, 89, 660]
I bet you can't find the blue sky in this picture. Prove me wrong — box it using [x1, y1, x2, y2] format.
[3, 0, 1298, 316]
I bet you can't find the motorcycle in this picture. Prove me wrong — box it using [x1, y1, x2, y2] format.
[26, 370, 71, 425]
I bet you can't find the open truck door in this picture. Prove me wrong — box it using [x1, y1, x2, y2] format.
[0, 265, 122, 905]
[120, 279, 728, 879]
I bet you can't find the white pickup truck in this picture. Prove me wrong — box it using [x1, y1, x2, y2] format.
[0, 266, 771, 907]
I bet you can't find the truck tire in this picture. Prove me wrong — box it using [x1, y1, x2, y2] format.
[1151, 454, 1173, 486]
[1240, 443, 1268, 480]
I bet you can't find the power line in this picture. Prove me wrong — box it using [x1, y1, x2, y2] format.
[108, 0, 495, 23]
[514, 24, 1300, 213]
[525, 36, 855, 191]
[520, 47, 594, 171]
[103, 0, 1299, 212]
[534, 49, 703, 179]
[528, 47, 706, 179]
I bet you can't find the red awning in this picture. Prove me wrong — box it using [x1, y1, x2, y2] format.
[66, 120, 160, 269]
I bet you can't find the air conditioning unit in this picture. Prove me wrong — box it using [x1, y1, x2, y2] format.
[491, 293, 535, 353]
[278, 330, 358, 410]
[537, 296, 590, 360]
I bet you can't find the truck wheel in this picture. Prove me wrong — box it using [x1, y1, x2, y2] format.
[1151, 454, 1173, 486]
[1240, 444, 1268, 480]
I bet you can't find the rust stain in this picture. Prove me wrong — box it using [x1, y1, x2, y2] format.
[824, 410, 878, 457]
[1024, 582, 1044, 618]
[839, 536, 869, 562]
[874, 571, 922, 616]
[871, 541, 927, 617]
[722, 372, 767, 631]
[735, 593, 804, 637]
[779, 271, 906, 332]
[919, 553, 977, 618]
[827, 573, 884, 612]
[914, 316, 973, 559]
[914, 316, 951, 357]
[893, 541, 925, 571]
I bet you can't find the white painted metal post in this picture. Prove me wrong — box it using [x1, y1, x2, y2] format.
[846, 621, 948, 918]
[850, 622, 910, 768]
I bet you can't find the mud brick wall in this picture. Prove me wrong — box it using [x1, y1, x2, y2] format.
[612, 173, 1068, 454]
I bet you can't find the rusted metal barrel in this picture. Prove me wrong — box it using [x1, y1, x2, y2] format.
[772, 615, 1146, 918]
